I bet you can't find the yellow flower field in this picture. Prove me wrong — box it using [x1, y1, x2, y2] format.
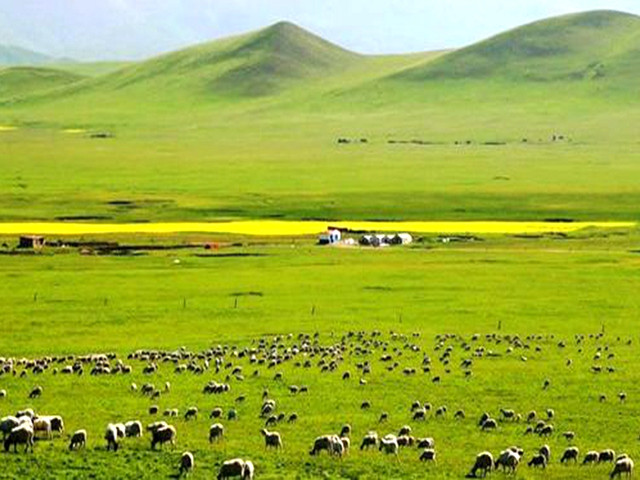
[0, 126, 17, 132]
[0, 220, 634, 236]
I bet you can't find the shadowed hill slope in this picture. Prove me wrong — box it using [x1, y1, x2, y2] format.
[0, 67, 85, 101]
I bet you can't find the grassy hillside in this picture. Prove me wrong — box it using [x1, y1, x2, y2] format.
[0, 67, 85, 102]
[50, 61, 134, 77]
[0, 12, 639, 223]
[396, 10, 640, 82]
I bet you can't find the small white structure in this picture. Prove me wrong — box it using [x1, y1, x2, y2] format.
[318, 229, 341, 245]
[390, 233, 413, 245]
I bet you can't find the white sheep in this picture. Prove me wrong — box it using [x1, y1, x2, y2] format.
[243, 460, 254, 480]
[4, 424, 34, 453]
[420, 448, 436, 463]
[209, 423, 224, 443]
[528, 453, 547, 468]
[496, 449, 521, 473]
[561, 447, 579, 463]
[32, 417, 52, 440]
[105, 424, 119, 451]
[610, 457, 634, 479]
[217, 458, 246, 479]
[69, 429, 87, 450]
[261, 429, 282, 449]
[309, 435, 333, 456]
[467, 451, 494, 478]
[125, 420, 143, 438]
[151, 424, 176, 450]
[179, 451, 195, 475]
[583, 451, 599, 465]
[360, 431, 379, 450]
[379, 435, 399, 456]
[0, 416, 19, 439]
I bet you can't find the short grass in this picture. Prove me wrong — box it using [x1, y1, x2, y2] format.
[0, 234, 640, 478]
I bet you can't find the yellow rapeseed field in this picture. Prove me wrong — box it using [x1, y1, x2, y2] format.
[0, 126, 17, 132]
[0, 221, 634, 236]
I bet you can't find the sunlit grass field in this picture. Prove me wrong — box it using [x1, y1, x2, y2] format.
[1, 234, 640, 478]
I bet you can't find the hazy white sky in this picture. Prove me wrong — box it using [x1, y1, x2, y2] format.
[1, 0, 639, 60]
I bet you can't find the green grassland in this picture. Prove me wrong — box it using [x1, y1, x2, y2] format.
[1, 8, 640, 479]
[1, 234, 640, 478]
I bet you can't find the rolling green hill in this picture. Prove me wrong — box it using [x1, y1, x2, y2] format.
[77, 21, 362, 99]
[396, 10, 640, 82]
[0, 66, 85, 102]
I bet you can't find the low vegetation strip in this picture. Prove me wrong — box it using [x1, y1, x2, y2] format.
[0, 220, 634, 236]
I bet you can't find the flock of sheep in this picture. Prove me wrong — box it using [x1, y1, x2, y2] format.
[0, 329, 636, 478]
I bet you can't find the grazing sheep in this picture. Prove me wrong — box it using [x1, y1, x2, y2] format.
[379, 435, 399, 456]
[539, 444, 551, 462]
[583, 451, 599, 465]
[105, 424, 119, 451]
[546, 408, 554, 419]
[539, 424, 554, 436]
[147, 421, 168, 434]
[287, 413, 297, 423]
[114, 423, 126, 438]
[309, 435, 333, 456]
[526, 411, 536, 423]
[261, 429, 282, 450]
[496, 449, 521, 473]
[481, 418, 498, 431]
[149, 405, 159, 415]
[562, 431, 575, 441]
[528, 453, 547, 468]
[454, 409, 466, 419]
[610, 457, 634, 479]
[330, 435, 345, 457]
[0, 416, 20, 439]
[217, 458, 246, 479]
[417, 437, 435, 449]
[0, 389, 6, 398]
[179, 451, 194, 476]
[32, 417, 52, 440]
[184, 407, 198, 421]
[413, 408, 427, 421]
[420, 448, 436, 463]
[209, 423, 224, 443]
[500, 408, 516, 421]
[210, 407, 223, 419]
[151, 424, 176, 450]
[340, 436, 350, 454]
[619, 392, 627, 403]
[398, 425, 412, 436]
[227, 409, 238, 421]
[379, 412, 389, 422]
[340, 424, 351, 437]
[478, 412, 490, 426]
[600, 450, 617, 463]
[4, 424, 34, 453]
[69, 429, 87, 450]
[125, 420, 143, 438]
[29, 386, 43, 399]
[467, 451, 494, 478]
[561, 447, 579, 464]
[397, 435, 415, 447]
[243, 460, 254, 480]
[360, 432, 379, 450]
